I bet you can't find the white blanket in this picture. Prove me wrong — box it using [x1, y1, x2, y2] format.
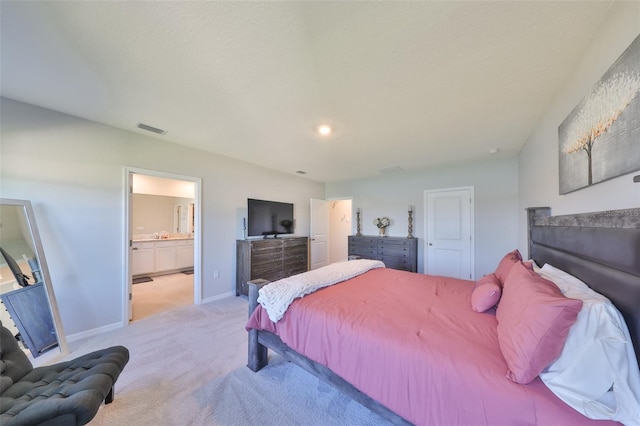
[257, 259, 385, 323]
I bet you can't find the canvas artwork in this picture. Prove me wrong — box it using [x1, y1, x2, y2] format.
[558, 34, 640, 195]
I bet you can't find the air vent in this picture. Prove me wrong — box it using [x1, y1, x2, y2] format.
[136, 122, 167, 135]
[378, 165, 404, 174]
[296, 170, 307, 175]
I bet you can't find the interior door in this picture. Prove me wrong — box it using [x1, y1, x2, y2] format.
[127, 174, 134, 321]
[310, 198, 330, 270]
[425, 188, 474, 280]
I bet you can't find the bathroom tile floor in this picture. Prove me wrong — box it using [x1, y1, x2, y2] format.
[132, 273, 193, 321]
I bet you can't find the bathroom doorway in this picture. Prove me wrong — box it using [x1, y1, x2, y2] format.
[123, 167, 202, 325]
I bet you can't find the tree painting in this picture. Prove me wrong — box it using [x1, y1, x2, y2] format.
[558, 34, 640, 195]
[561, 72, 640, 186]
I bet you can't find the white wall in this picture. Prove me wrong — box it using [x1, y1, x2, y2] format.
[326, 156, 519, 278]
[133, 174, 195, 198]
[0, 98, 325, 336]
[518, 2, 640, 253]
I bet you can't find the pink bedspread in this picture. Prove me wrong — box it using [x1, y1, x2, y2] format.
[246, 268, 620, 425]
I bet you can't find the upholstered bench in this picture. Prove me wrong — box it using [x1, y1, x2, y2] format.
[0, 323, 129, 425]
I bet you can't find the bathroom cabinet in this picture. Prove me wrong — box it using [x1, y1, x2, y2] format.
[131, 242, 155, 275]
[132, 238, 193, 276]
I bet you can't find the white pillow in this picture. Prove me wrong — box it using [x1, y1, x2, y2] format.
[526, 258, 541, 273]
[538, 264, 640, 426]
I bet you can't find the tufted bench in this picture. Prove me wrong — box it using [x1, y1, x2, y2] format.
[1, 323, 129, 425]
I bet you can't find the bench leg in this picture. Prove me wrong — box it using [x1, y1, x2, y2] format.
[105, 386, 114, 404]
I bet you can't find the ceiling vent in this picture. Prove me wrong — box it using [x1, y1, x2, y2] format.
[136, 122, 167, 135]
[378, 165, 404, 174]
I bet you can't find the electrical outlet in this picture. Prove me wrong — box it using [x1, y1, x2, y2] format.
[213, 271, 220, 279]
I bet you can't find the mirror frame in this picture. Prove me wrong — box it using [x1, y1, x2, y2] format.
[0, 198, 68, 356]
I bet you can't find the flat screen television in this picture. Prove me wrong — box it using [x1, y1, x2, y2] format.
[247, 198, 294, 238]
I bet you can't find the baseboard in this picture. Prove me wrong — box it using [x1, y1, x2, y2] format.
[201, 290, 235, 304]
[66, 292, 233, 341]
[65, 321, 123, 343]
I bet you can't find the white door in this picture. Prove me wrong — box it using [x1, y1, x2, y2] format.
[128, 175, 134, 320]
[425, 187, 474, 280]
[310, 198, 330, 270]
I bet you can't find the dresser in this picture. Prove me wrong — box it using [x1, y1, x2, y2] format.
[236, 237, 309, 296]
[348, 236, 418, 272]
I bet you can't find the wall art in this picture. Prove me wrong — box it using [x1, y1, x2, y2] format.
[558, 34, 640, 194]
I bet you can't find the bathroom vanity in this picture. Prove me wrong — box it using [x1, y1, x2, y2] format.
[131, 236, 194, 276]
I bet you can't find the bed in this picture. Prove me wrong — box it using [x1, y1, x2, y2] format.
[246, 207, 640, 425]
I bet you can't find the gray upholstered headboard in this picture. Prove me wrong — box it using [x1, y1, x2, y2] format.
[527, 207, 640, 370]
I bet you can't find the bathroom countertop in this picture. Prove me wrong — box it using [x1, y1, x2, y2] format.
[132, 236, 194, 242]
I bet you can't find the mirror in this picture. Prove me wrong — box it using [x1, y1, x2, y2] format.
[0, 198, 68, 358]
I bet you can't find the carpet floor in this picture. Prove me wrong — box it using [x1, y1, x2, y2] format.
[66, 296, 389, 426]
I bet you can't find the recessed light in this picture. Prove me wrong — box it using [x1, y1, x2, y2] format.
[489, 148, 500, 155]
[317, 125, 332, 136]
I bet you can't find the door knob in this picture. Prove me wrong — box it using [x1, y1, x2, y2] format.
[428, 243, 433, 246]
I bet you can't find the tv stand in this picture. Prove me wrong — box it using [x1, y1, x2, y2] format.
[236, 237, 308, 296]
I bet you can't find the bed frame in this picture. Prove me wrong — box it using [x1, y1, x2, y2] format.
[247, 207, 640, 424]
[527, 207, 640, 368]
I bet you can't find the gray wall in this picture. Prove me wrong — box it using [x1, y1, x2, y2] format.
[327, 156, 519, 278]
[0, 98, 325, 337]
[517, 2, 640, 253]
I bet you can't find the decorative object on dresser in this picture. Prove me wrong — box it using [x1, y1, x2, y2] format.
[236, 237, 308, 296]
[355, 208, 362, 236]
[348, 235, 417, 272]
[372, 217, 390, 237]
[407, 205, 414, 239]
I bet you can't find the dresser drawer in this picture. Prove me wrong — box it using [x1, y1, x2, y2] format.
[379, 239, 414, 248]
[252, 261, 283, 281]
[378, 245, 413, 258]
[283, 238, 308, 249]
[382, 256, 413, 271]
[349, 245, 377, 257]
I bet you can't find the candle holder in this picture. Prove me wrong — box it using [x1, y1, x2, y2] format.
[407, 209, 414, 239]
[356, 209, 362, 236]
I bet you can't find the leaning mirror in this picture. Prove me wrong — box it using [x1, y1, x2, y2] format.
[0, 198, 68, 359]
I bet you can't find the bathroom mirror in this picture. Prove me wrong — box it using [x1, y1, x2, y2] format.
[0, 198, 68, 358]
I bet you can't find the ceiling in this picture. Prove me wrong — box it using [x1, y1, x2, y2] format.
[0, 1, 614, 183]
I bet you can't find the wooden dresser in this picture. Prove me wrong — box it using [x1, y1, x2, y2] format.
[236, 237, 308, 296]
[348, 236, 418, 272]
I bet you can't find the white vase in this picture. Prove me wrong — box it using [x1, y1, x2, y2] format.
[379, 227, 386, 237]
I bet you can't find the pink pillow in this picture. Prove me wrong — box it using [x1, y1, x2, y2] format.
[471, 273, 501, 312]
[496, 262, 582, 384]
[494, 249, 523, 285]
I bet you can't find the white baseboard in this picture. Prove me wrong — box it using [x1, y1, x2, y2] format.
[201, 290, 235, 304]
[65, 321, 123, 343]
[66, 292, 234, 342]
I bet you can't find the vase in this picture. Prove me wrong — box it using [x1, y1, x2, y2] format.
[379, 227, 386, 237]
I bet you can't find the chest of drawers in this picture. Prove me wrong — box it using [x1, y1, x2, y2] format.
[236, 237, 309, 296]
[348, 236, 417, 272]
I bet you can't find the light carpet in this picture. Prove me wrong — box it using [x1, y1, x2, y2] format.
[65, 296, 389, 425]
